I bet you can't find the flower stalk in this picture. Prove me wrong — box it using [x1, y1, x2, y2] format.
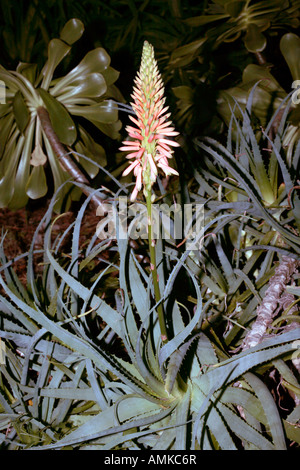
[146, 190, 168, 343]
[120, 41, 180, 343]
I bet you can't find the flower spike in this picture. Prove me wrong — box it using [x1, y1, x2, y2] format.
[120, 41, 179, 201]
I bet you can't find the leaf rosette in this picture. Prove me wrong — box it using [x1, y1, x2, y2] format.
[0, 18, 122, 211]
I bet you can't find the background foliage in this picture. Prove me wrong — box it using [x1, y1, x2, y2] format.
[1, 0, 300, 206]
[0, 0, 300, 450]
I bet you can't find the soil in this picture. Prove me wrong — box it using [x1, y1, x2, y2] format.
[0, 199, 99, 286]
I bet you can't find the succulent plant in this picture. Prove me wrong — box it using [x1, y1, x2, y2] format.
[0, 177, 299, 449]
[183, 0, 300, 53]
[217, 32, 300, 165]
[0, 18, 122, 211]
[1, 92, 300, 448]
[0, 38, 299, 451]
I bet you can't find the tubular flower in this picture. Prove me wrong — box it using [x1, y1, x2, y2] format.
[120, 41, 179, 201]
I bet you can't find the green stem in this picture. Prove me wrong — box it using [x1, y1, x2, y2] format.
[146, 190, 168, 344]
[146, 191, 186, 394]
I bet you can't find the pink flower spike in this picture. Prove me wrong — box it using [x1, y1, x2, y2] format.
[120, 40, 180, 198]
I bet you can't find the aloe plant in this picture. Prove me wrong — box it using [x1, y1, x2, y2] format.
[0, 18, 122, 211]
[195, 85, 300, 236]
[192, 88, 300, 389]
[0, 43, 299, 449]
[0, 176, 299, 449]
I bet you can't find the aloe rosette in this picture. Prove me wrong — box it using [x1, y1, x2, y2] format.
[0, 179, 299, 450]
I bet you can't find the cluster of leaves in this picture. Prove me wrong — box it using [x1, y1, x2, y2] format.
[2, 2, 300, 119]
[0, 18, 122, 211]
[0, 95, 299, 448]
[0, 0, 300, 451]
[95, 0, 300, 135]
[1, 1, 300, 210]
[0, 0, 105, 68]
